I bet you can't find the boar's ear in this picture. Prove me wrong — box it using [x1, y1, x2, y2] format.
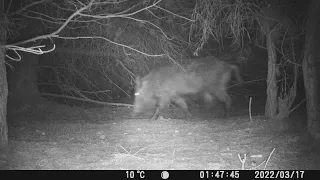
[135, 75, 141, 88]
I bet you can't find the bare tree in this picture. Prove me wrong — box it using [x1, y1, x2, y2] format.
[0, 48, 8, 148]
[1, 0, 195, 145]
[258, 6, 279, 118]
[303, 0, 320, 139]
[11, 0, 193, 105]
[0, 0, 9, 148]
[257, 5, 299, 119]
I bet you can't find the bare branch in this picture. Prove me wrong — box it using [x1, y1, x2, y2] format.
[8, 0, 191, 105]
[154, 5, 194, 22]
[11, 0, 52, 16]
[7, 0, 95, 47]
[54, 35, 166, 58]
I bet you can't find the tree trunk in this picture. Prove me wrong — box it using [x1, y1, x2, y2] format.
[303, 0, 320, 139]
[0, 5, 8, 148]
[0, 48, 8, 149]
[265, 33, 278, 118]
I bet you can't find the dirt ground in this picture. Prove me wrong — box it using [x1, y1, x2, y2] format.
[0, 99, 319, 170]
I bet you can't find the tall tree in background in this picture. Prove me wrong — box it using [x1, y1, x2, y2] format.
[0, 0, 8, 148]
[259, 4, 298, 120]
[303, 0, 320, 139]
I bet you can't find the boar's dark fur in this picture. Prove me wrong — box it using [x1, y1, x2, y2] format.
[132, 56, 242, 120]
[189, 56, 243, 116]
[132, 65, 203, 120]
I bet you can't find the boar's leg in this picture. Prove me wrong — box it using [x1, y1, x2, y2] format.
[172, 96, 192, 118]
[215, 90, 231, 116]
[150, 95, 170, 120]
